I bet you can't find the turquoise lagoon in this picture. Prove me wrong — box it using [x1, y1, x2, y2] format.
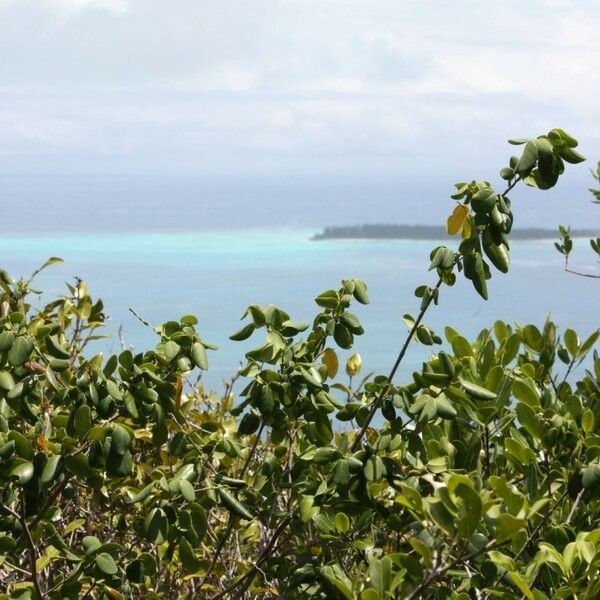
[0, 228, 596, 390]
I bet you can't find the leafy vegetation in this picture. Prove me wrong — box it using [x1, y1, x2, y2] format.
[1, 129, 599, 599]
[556, 160, 600, 278]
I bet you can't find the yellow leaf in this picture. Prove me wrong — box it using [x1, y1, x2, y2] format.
[447, 204, 469, 235]
[105, 587, 124, 600]
[462, 214, 473, 240]
[63, 518, 86, 534]
[346, 353, 362, 377]
[322, 348, 339, 378]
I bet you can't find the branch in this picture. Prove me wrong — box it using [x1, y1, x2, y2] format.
[351, 177, 523, 452]
[351, 278, 442, 451]
[0, 497, 45, 599]
[198, 421, 266, 588]
[406, 540, 498, 600]
[564, 252, 600, 279]
[209, 515, 292, 600]
[565, 266, 600, 279]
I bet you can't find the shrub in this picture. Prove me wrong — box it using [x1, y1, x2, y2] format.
[1, 129, 598, 599]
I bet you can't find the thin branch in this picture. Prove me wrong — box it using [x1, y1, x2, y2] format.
[198, 421, 266, 588]
[565, 266, 600, 279]
[209, 516, 292, 600]
[485, 488, 569, 599]
[0, 496, 46, 599]
[406, 540, 498, 600]
[351, 278, 442, 451]
[566, 489, 585, 526]
[564, 253, 600, 279]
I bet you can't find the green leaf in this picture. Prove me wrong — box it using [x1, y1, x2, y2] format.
[106, 379, 122, 401]
[191, 342, 209, 370]
[558, 146, 585, 164]
[517, 140, 539, 176]
[229, 323, 255, 341]
[352, 280, 370, 304]
[38, 256, 64, 271]
[579, 330, 600, 356]
[218, 488, 253, 521]
[179, 537, 200, 573]
[163, 340, 181, 361]
[334, 512, 350, 533]
[0, 371, 15, 391]
[110, 424, 131, 456]
[6, 459, 34, 485]
[449, 477, 482, 538]
[582, 409, 595, 434]
[40, 454, 61, 485]
[410, 393, 457, 422]
[126, 553, 156, 583]
[179, 479, 196, 502]
[582, 465, 600, 491]
[8, 431, 33, 460]
[8, 336, 33, 367]
[0, 535, 17, 552]
[512, 379, 540, 408]
[95, 552, 118, 575]
[333, 323, 353, 349]
[74, 404, 92, 437]
[516, 403, 542, 440]
[125, 482, 155, 504]
[495, 513, 525, 542]
[368, 556, 392, 599]
[451, 335, 473, 357]
[508, 571, 534, 600]
[299, 495, 319, 522]
[429, 500, 455, 535]
[564, 328, 580, 357]
[144, 508, 169, 544]
[315, 290, 339, 309]
[0, 331, 15, 352]
[319, 564, 354, 599]
[82, 536, 102, 554]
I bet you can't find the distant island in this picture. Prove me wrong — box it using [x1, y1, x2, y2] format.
[312, 224, 599, 241]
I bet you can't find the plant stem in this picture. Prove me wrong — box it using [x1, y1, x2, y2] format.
[406, 540, 498, 600]
[20, 500, 44, 600]
[199, 420, 266, 588]
[351, 278, 442, 451]
[209, 516, 292, 600]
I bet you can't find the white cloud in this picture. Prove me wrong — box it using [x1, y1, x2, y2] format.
[0, 0, 598, 176]
[56, 0, 128, 14]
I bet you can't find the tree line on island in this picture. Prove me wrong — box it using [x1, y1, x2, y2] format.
[312, 223, 598, 241]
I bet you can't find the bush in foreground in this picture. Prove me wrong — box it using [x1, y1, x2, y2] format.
[1, 129, 599, 599]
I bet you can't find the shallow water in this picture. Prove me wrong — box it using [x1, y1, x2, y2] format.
[0, 228, 597, 390]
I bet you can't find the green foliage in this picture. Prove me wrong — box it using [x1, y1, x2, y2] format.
[0, 130, 597, 600]
[555, 158, 599, 278]
[443, 128, 584, 298]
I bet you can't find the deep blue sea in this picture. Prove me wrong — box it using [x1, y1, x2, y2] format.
[0, 228, 597, 391]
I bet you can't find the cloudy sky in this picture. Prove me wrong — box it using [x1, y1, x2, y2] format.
[0, 0, 598, 184]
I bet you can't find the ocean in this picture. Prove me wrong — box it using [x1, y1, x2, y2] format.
[0, 227, 597, 391]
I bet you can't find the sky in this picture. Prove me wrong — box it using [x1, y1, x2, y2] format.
[0, 0, 599, 228]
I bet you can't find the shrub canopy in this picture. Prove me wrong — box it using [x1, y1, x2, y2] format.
[1, 129, 599, 600]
